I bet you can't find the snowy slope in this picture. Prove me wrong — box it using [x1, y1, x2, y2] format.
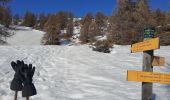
[0, 45, 170, 100]
[6, 26, 45, 45]
[0, 26, 170, 100]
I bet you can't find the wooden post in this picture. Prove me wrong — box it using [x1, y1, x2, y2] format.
[26, 97, 29, 100]
[142, 50, 153, 100]
[142, 27, 155, 100]
[14, 91, 18, 100]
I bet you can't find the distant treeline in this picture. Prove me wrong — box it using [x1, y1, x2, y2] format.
[0, 0, 170, 45]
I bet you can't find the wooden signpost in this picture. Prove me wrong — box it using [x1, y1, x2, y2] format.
[127, 27, 167, 100]
[142, 44, 153, 100]
[142, 28, 156, 100]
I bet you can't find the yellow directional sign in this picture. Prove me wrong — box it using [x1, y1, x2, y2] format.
[131, 37, 160, 53]
[152, 56, 165, 66]
[127, 70, 170, 84]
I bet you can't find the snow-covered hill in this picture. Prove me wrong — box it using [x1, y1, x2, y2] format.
[0, 45, 170, 100]
[6, 26, 45, 45]
[0, 26, 170, 100]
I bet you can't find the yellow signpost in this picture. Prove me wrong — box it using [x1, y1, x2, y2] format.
[127, 70, 170, 84]
[129, 28, 166, 99]
[152, 56, 165, 66]
[131, 37, 160, 53]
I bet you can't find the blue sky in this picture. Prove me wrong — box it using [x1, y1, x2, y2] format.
[9, 0, 170, 17]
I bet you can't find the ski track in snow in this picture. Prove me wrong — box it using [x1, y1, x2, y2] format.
[0, 45, 170, 100]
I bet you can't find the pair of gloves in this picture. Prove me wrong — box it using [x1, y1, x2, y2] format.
[10, 60, 37, 97]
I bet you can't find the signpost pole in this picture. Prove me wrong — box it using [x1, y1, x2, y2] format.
[142, 27, 154, 100]
[142, 50, 153, 100]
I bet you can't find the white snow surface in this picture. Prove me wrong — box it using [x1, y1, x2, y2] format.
[6, 26, 45, 45]
[0, 45, 170, 100]
[0, 26, 170, 100]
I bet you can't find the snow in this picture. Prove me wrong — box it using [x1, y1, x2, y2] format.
[6, 26, 45, 45]
[73, 26, 81, 34]
[95, 35, 107, 41]
[73, 18, 82, 22]
[72, 26, 81, 43]
[0, 26, 170, 100]
[0, 45, 170, 100]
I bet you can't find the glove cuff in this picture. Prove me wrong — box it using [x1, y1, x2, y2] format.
[10, 78, 23, 91]
[22, 83, 37, 97]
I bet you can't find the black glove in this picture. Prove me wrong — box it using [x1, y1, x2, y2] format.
[20, 64, 37, 97]
[10, 60, 24, 91]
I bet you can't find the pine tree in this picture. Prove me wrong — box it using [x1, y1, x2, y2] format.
[108, 0, 156, 44]
[0, 0, 12, 26]
[58, 11, 68, 30]
[154, 8, 165, 26]
[95, 12, 106, 35]
[136, 0, 150, 25]
[22, 11, 36, 27]
[135, 0, 156, 39]
[39, 12, 47, 30]
[165, 8, 170, 25]
[81, 13, 93, 25]
[66, 13, 74, 36]
[80, 23, 89, 43]
[4, 7, 12, 28]
[13, 13, 20, 25]
[0, 7, 12, 28]
[43, 11, 75, 45]
[0, 0, 11, 44]
[109, 0, 135, 44]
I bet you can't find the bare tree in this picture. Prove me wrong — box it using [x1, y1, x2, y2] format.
[108, 0, 156, 44]
[95, 12, 106, 35]
[88, 21, 100, 42]
[80, 13, 93, 43]
[43, 14, 61, 45]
